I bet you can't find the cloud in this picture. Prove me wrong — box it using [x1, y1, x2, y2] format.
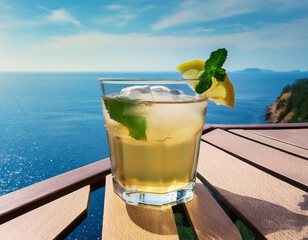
[0, 1, 12, 10]
[151, 0, 256, 30]
[39, 6, 81, 27]
[25, 17, 308, 54]
[2, 17, 307, 71]
[151, 0, 308, 30]
[191, 28, 215, 33]
[233, 17, 308, 48]
[94, 4, 135, 27]
[94, 4, 153, 27]
[0, 6, 82, 29]
[0, 15, 42, 29]
[270, 0, 308, 12]
[106, 4, 125, 10]
[94, 14, 135, 27]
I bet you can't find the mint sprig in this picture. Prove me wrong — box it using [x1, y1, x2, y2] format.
[104, 97, 147, 140]
[195, 48, 228, 94]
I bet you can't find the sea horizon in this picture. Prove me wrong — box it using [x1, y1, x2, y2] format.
[1, 68, 308, 73]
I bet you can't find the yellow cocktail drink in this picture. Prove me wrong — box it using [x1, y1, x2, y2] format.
[99, 81, 208, 208]
[103, 97, 207, 194]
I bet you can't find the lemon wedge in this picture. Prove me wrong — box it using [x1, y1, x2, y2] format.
[177, 60, 235, 108]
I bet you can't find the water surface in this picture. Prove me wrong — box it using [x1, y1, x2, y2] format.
[0, 71, 307, 239]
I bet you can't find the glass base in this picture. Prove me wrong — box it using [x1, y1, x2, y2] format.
[112, 178, 195, 209]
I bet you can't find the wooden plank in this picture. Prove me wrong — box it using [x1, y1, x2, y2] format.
[0, 158, 110, 225]
[247, 129, 308, 149]
[102, 175, 178, 240]
[197, 141, 308, 240]
[202, 129, 308, 190]
[230, 129, 308, 159]
[202, 124, 215, 134]
[185, 178, 241, 240]
[0, 186, 90, 240]
[206, 123, 308, 130]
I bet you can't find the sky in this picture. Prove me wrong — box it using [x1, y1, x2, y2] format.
[0, 0, 308, 72]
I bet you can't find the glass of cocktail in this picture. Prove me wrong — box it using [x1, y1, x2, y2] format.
[99, 79, 208, 208]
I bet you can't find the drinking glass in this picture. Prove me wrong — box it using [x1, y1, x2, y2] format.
[99, 79, 207, 208]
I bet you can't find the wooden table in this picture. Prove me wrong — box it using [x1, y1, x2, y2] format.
[0, 123, 307, 239]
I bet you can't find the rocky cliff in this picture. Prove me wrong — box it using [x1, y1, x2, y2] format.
[265, 92, 292, 123]
[265, 78, 308, 123]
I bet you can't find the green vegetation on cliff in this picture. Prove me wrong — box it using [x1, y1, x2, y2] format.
[276, 78, 308, 122]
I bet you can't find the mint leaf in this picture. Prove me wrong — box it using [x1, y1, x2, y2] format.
[195, 75, 212, 94]
[195, 48, 228, 93]
[208, 48, 227, 68]
[214, 68, 226, 82]
[104, 97, 147, 140]
[123, 115, 146, 140]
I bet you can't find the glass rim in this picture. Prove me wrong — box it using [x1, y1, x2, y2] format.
[98, 78, 198, 83]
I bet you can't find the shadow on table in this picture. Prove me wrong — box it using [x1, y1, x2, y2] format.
[125, 204, 177, 235]
[216, 187, 308, 236]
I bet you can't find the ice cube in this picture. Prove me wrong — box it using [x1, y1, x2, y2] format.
[119, 85, 154, 101]
[170, 88, 183, 96]
[150, 86, 171, 94]
[150, 86, 184, 101]
[119, 85, 194, 102]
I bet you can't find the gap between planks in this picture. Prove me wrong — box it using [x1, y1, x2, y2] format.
[202, 129, 308, 191]
[247, 128, 308, 150]
[228, 129, 308, 160]
[197, 141, 308, 240]
[184, 179, 241, 240]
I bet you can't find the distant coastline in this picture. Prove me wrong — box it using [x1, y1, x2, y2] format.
[232, 68, 307, 73]
[241, 68, 273, 72]
[0, 68, 307, 74]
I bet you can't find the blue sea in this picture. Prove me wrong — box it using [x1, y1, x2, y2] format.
[0, 71, 307, 239]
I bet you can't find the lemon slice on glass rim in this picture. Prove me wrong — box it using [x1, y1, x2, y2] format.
[176, 60, 235, 108]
